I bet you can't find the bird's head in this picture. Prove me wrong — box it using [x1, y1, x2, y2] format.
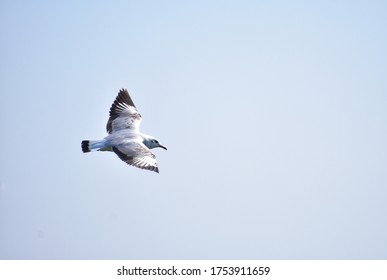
[143, 135, 167, 150]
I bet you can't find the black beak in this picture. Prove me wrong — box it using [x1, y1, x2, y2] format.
[159, 144, 167, 150]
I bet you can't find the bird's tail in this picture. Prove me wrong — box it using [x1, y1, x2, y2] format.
[81, 139, 107, 153]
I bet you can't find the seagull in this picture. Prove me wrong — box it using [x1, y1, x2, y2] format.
[81, 88, 166, 173]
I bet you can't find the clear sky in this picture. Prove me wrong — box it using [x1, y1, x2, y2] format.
[1, 0, 386, 259]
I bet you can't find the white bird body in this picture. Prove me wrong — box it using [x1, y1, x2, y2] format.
[81, 89, 166, 173]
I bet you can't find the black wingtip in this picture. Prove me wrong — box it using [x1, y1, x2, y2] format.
[116, 88, 136, 109]
[81, 140, 90, 153]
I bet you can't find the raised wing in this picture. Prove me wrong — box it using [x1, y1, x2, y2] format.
[106, 89, 142, 134]
[112, 143, 159, 173]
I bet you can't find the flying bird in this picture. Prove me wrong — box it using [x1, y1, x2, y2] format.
[81, 89, 166, 173]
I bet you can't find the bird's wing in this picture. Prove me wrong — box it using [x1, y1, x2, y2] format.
[106, 89, 142, 134]
[112, 142, 159, 173]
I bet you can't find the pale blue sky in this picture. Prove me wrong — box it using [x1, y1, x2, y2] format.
[1, 0, 386, 259]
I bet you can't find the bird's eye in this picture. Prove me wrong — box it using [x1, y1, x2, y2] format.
[155, 140, 159, 143]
